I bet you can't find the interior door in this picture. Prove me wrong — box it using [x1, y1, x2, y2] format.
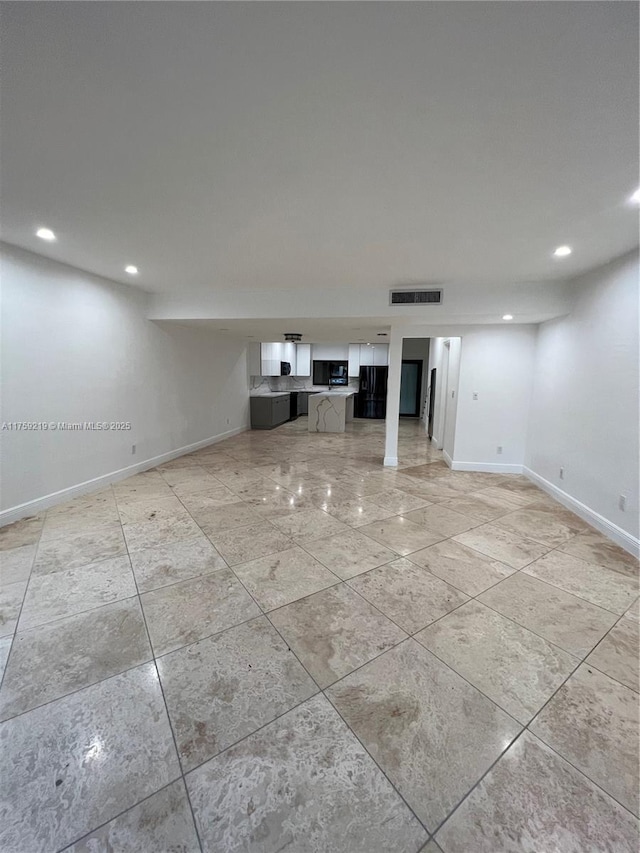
[427, 368, 436, 437]
[399, 360, 422, 417]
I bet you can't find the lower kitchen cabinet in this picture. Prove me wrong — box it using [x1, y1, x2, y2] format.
[250, 395, 291, 429]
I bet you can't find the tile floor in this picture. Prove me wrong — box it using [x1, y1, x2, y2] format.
[0, 418, 638, 852]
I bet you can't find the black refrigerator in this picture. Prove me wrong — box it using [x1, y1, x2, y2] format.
[356, 366, 388, 418]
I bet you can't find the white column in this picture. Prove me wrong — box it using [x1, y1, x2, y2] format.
[384, 327, 403, 466]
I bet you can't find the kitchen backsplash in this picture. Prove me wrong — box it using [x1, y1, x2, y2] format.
[250, 376, 359, 391]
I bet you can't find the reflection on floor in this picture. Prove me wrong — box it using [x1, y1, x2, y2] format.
[0, 417, 638, 852]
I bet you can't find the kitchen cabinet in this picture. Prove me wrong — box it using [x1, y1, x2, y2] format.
[348, 344, 361, 377]
[250, 394, 291, 429]
[247, 342, 262, 376]
[261, 342, 283, 376]
[295, 343, 311, 376]
[297, 391, 314, 415]
[359, 343, 388, 367]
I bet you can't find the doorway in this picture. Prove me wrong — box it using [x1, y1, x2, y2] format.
[399, 360, 423, 417]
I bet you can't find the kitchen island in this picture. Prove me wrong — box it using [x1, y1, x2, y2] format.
[308, 390, 356, 433]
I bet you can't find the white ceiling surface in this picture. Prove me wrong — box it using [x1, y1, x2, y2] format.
[160, 317, 393, 344]
[1, 3, 638, 315]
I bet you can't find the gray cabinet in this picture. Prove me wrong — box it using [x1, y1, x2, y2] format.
[250, 395, 290, 430]
[297, 392, 313, 415]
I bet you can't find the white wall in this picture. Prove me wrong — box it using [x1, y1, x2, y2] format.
[0, 245, 249, 518]
[454, 326, 537, 471]
[526, 251, 639, 546]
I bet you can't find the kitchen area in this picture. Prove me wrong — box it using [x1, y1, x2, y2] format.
[248, 338, 389, 433]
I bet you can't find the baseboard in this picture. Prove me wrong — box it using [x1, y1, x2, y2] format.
[0, 424, 249, 527]
[451, 460, 524, 474]
[443, 450, 453, 469]
[523, 467, 639, 558]
[383, 456, 398, 467]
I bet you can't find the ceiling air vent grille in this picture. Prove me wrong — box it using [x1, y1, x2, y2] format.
[389, 288, 442, 306]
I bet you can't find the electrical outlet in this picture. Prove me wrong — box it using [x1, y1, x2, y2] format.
[496, 445, 503, 455]
[131, 444, 136, 455]
[619, 494, 627, 511]
[472, 392, 478, 400]
[226, 417, 230, 425]
[559, 467, 564, 480]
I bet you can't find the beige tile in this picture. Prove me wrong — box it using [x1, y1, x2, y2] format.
[327, 640, 521, 831]
[367, 489, 432, 514]
[0, 580, 27, 637]
[359, 516, 444, 556]
[269, 508, 351, 541]
[117, 495, 190, 525]
[302, 529, 397, 580]
[320, 497, 397, 528]
[453, 524, 549, 569]
[232, 546, 337, 611]
[408, 539, 515, 596]
[0, 598, 152, 720]
[586, 616, 639, 692]
[141, 569, 260, 655]
[206, 521, 292, 566]
[404, 504, 478, 538]
[270, 584, 407, 688]
[348, 558, 469, 633]
[478, 572, 618, 657]
[122, 514, 203, 552]
[186, 694, 427, 853]
[158, 617, 317, 770]
[442, 492, 521, 523]
[494, 506, 589, 548]
[33, 526, 127, 574]
[0, 663, 181, 853]
[416, 600, 577, 723]
[172, 482, 240, 506]
[190, 502, 266, 536]
[0, 515, 44, 551]
[0, 636, 11, 681]
[436, 730, 639, 853]
[524, 550, 638, 614]
[0, 544, 36, 586]
[66, 780, 200, 853]
[559, 530, 639, 577]
[531, 665, 639, 815]
[40, 506, 121, 542]
[129, 536, 227, 592]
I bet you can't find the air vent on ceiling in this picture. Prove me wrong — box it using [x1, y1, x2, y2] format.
[390, 288, 442, 306]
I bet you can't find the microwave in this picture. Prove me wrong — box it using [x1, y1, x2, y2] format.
[280, 361, 292, 376]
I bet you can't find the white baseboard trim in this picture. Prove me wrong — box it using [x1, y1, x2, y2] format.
[523, 467, 639, 558]
[383, 456, 398, 467]
[0, 424, 249, 527]
[442, 450, 453, 469]
[451, 460, 524, 474]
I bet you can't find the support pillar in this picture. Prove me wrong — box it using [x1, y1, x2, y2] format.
[384, 327, 403, 466]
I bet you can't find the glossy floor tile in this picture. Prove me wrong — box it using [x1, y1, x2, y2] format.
[478, 571, 618, 657]
[415, 600, 577, 723]
[0, 597, 152, 720]
[1, 418, 636, 852]
[157, 616, 317, 771]
[65, 780, 200, 853]
[270, 583, 406, 687]
[141, 569, 260, 656]
[0, 663, 180, 852]
[530, 664, 639, 815]
[186, 694, 428, 853]
[436, 731, 639, 852]
[348, 557, 469, 633]
[327, 639, 521, 830]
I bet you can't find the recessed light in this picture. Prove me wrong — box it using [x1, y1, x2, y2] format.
[630, 188, 640, 205]
[553, 245, 572, 258]
[36, 227, 56, 241]
[125, 265, 138, 275]
[502, 314, 513, 321]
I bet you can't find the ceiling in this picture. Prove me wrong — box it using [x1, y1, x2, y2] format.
[1, 2, 638, 303]
[160, 317, 393, 344]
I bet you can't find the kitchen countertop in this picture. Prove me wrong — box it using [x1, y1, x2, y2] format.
[250, 387, 357, 397]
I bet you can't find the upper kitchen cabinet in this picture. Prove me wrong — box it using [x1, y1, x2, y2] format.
[348, 344, 361, 376]
[247, 342, 262, 376]
[295, 343, 311, 376]
[359, 343, 389, 367]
